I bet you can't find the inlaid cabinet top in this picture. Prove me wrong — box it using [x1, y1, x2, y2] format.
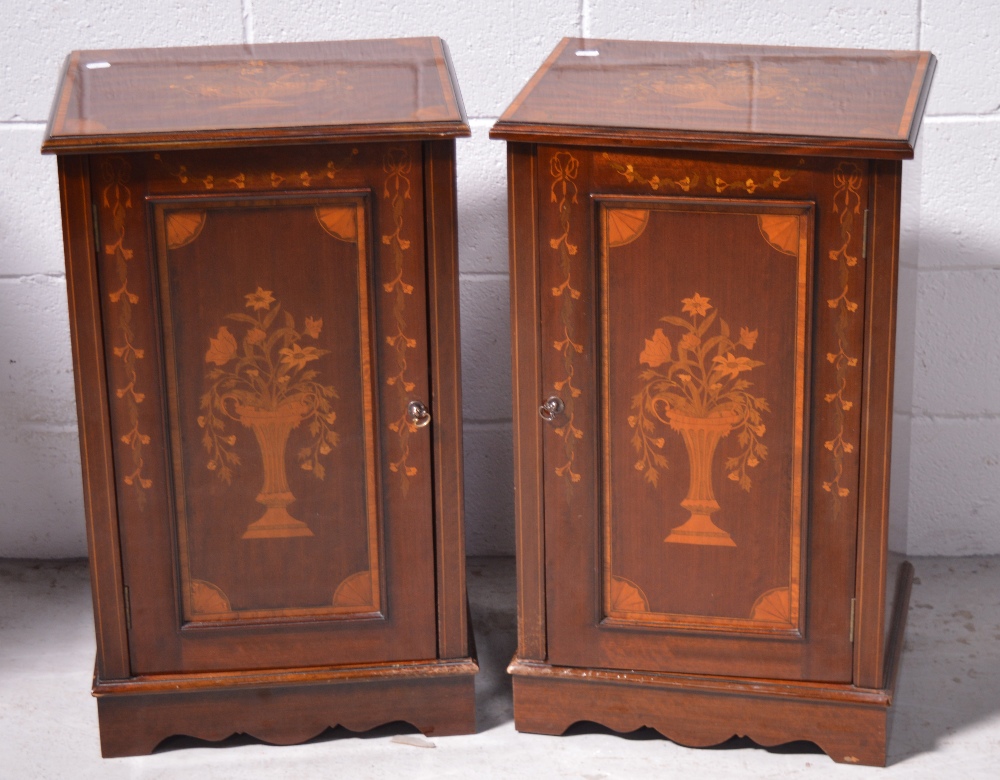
[43, 38, 468, 153]
[491, 38, 934, 158]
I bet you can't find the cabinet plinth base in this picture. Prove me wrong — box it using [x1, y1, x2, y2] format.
[510, 561, 914, 767]
[511, 664, 889, 765]
[94, 658, 478, 758]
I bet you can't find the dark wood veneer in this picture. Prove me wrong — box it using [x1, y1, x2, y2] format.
[493, 38, 933, 159]
[95, 660, 478, 758]
[44, 39, 469, 154]
[46, 38, 475, 757]
[493, 38, 933, 766]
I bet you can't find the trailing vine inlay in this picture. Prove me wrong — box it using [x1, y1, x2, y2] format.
[823, 162, 862, 498]
[603, 153, 695, 192]
[101, 157, 152, 492]
[153, 150, 358, 192]
[602, 153, 793, 195]
[382, 147, 419, 492]
[550, 152, 583, 485]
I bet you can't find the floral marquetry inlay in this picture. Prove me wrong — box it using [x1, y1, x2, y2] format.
[153, 149, 358, 192]
[101, 157, 153, 493]
[166, 59, 341, 106]
[603, 152, 793, 196]
[823, 163, 863, 498]
[713, 170, 791, 194]
[199, 288, 339, 539]
[630, 294, 769, 547]
[381, 148, 420, 492]
[617, 60, 811, 112]
[549, 151, 584, 486]
[603, 153, 695, 192]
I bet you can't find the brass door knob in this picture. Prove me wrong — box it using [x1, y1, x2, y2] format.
[406, 400, 432, 428]
[538, 396, 565, 422]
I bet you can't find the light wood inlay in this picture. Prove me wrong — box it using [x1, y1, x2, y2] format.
[599, 198, 812, 636]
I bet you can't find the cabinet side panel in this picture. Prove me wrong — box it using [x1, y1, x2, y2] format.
[58, 155, 130, 680]
[424, 140, 468, 658]
[508, 144, 547, 660]
[855, 159, 902, 689]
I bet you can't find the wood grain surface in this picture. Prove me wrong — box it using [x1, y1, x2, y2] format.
[492, 38, 934, 158]
[497, 38, 928, 764]
[49, 38, 474, 755]
[44, 38, 469, 153]
[95, 659, 478, 757]
[535, 148, 860, 683]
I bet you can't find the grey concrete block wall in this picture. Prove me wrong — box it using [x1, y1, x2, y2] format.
[1, 1, 998, 557]
[3, 1, 246, 121]
[586, 0, 919, 49]
[911, 0, 1000, 552]
[250, 0, 580, 118]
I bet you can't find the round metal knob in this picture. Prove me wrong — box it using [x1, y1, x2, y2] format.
[538, 396, 565, 422]
[406, 400, 432, 428]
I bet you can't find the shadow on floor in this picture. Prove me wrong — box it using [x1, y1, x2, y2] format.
[468, 557, 518, 733]
[563, 723, 825, 757]
[888, 556, 1000, 764]
[464, 555, 1000, 767]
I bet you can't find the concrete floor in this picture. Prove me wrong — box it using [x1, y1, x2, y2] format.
[1, 555, 998, 778]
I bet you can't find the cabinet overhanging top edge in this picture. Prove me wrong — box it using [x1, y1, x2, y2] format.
[491, 37, 934, 160]
[42, 37, 469, 154]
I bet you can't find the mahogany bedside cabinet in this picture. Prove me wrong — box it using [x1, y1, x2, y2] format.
[491, 38, 934, 766]
[43, 37, 476, 757]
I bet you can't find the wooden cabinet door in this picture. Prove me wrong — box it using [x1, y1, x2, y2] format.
[93, 144, 437, 674]
[538, 148, 869, 683]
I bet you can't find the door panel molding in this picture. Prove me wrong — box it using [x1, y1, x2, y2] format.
[596, 197, 814, 639]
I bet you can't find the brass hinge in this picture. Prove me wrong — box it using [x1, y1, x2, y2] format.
[123, 585, 132, 631]
[849, 597, 856, 643]
[91, 203, 102, 257]
[862, 208, 869, 260]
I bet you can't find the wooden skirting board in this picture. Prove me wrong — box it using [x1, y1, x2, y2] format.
[94, 657, 478, 758]
[510, 562, 914, 767]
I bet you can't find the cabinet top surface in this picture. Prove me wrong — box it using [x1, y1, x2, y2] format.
[491, 38, 934, 158]
[43, 38, 469, 154]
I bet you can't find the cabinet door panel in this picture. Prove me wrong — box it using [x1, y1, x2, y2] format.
[94, 147, 437, 674]
[599, 197, 812, 638]
[539, 148, 866, 682]
[155, 196, 382, 624]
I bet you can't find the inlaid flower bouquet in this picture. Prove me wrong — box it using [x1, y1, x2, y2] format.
[197, 287, 339, 538]
[628, 293, 770, 546]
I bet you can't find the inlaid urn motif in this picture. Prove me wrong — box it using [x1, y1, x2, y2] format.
[199, 287, 339, 539]
[630, 293, 769, 546]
